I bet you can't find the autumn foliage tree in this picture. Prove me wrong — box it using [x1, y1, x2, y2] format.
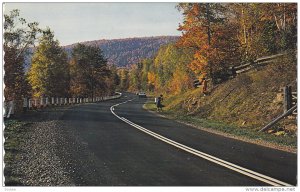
[4, 9, 41, 102]
[128, 63, 142, 91]
[27, 29, 69, 97]
[117, 68, 130, 91]
[177, 3, 296, 85]
[228, 3, 296, 60]
[153, 43, 194, 93]
[122, 43, 194, 94]
[106, 64, 120, 94]
[177, 3, 240, 84]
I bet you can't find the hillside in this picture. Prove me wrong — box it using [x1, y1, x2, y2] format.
[64, 36, 179, 67]
[24, 36, 179, 70]
[145, 53, 297, 149]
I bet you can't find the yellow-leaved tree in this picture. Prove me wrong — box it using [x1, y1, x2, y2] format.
[28, 28, 69, 97]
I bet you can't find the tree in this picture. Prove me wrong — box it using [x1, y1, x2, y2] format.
[124, 43, 195, 94]
[27, 29, 69, 97]
[4, 9, 41, 101]
[153, 43, 194, 93]
[128, 64, 142, 91]
[260, 3, 297, 51]
[117, 68, 129, 91]
[147, 71, 156, 92]
[177, 3, 239, 84]
[69, 44, 110, 97]
[228, 3, 297, 61]
[4, 47, 26, 101]
[4, 9, 41, 62]
[140, 59, 153, 91]
[106, 64, 120, 93]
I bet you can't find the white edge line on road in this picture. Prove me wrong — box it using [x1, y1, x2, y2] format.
[110, 100, 293, 187]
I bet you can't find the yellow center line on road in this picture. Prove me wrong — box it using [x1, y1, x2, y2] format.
[110, 99, 293, 187]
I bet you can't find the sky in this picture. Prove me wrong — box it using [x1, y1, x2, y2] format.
[3, 2, 183, 46]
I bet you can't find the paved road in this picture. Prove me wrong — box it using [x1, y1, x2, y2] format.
[58, 92, 297, 186]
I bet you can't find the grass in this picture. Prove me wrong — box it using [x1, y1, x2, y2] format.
[4, 119, 28, 186]
[4, 120, 27, 151]
[144, 100, 297, 150]
[144, 100, 157, 111]
[143, 56, 297, 151]
[4, 176, 22, 186]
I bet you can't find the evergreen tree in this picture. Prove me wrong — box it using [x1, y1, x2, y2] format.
[69, 44, 110, 97]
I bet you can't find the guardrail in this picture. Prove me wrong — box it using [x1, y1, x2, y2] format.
[3, 92, 122, 118]
[283, 86, 297, 115]
[259, 104, 297, 132]
[234, 53, 286, 74]
[259, 86, 297, 132]
[208, 53, 288, 85]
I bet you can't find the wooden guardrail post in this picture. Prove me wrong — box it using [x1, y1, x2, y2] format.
[259, 104, 297, 132]
[259, 86, 296, 132]
[284, 86, 292, 113]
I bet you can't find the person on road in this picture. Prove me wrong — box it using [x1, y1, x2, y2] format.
[156, 94, 164, 112]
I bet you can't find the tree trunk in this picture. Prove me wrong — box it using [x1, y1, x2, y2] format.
[206, 3, 213, 85]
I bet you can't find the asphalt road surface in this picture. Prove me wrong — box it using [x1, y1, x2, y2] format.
[59, 92, 297, 186]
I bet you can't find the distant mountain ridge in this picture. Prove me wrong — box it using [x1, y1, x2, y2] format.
[63, 36, 179, 67]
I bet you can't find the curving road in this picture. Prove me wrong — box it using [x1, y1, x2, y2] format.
[58, 92, 297, 186]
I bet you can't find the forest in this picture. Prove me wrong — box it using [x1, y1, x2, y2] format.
[4, 9, 118, 112]
[64, 36, 179, 67]
[4, 3, 297, 117]
[120, 3, 297, 95]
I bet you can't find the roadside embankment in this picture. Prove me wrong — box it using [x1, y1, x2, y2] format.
[144, 54, 297, 152]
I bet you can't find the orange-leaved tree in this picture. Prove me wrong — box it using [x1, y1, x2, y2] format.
[177, 3, 240, 84]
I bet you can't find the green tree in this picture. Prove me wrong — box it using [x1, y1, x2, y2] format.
[70, 43, 110, 97]
[28, 29, 69, 97]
